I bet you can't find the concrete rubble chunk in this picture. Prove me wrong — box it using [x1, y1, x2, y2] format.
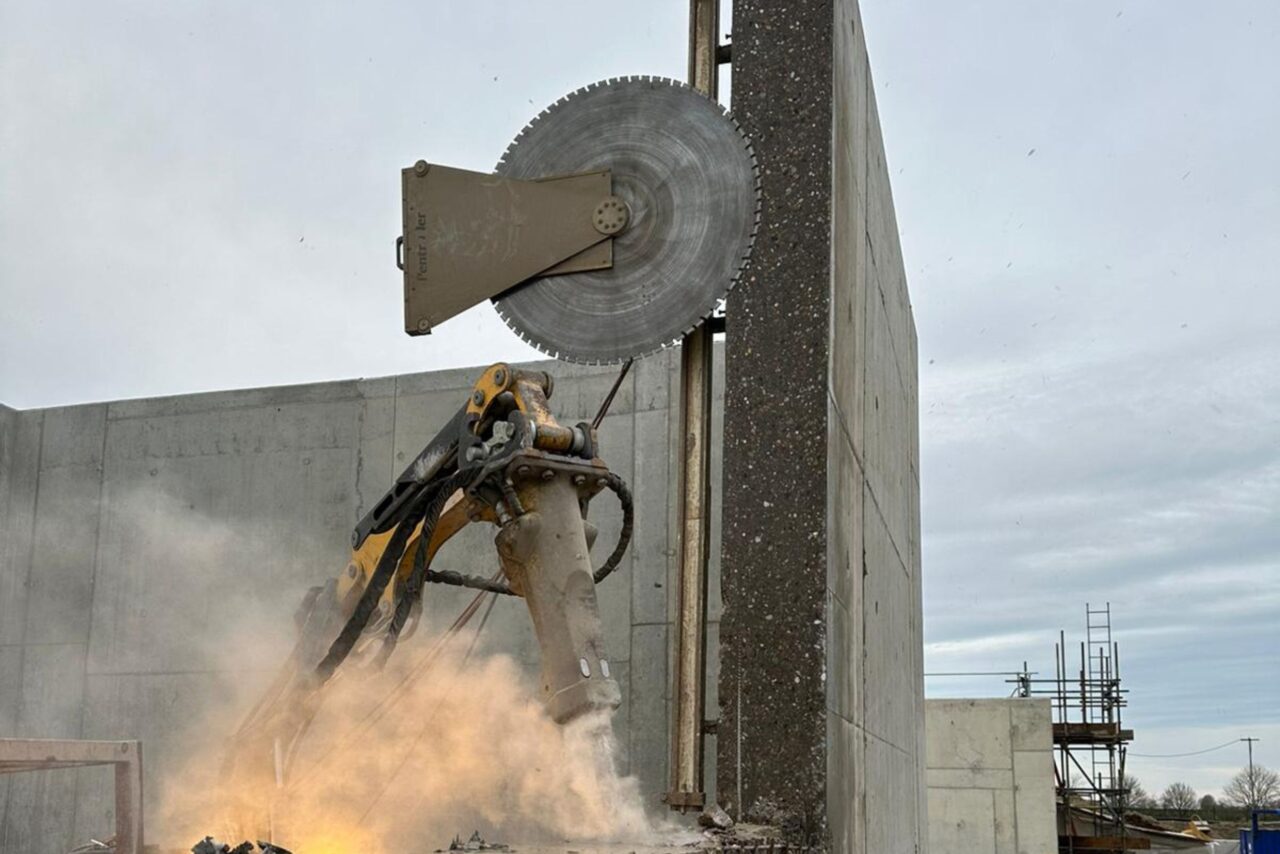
[699, 802, 736, 830]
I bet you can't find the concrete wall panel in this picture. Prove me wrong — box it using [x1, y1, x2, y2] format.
[0, 649, 22, 735]
[862, 286, 912, 564]
[1012, 748, 1057, 854]
[993, 787, 1018, 854]
[828, 419, 865, 627]
[865, 735, 920, 854]
[926, 701, 1014, 772]
[23, 406, 106, 647]
[1010, 699, 1052, 752]
[927, 788, 998, 854]
[630, 409, 675, 626]
[350, 380, 396, 521]
[862, 504, 914, 753]
[926, 699, 1056, 854]
[629, 621, 669, 805]
[1, 642, 88, 853]
[1, 410, 41, 646]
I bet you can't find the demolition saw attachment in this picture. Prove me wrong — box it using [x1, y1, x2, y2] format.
[398, 76, 760, 364]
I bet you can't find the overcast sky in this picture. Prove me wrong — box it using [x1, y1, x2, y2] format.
[2, 1, 1277, 799]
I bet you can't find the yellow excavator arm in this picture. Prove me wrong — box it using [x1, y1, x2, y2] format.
[218, 363, 632, 839]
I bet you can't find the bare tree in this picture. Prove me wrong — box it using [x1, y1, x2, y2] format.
[1223, 765, 1280, 809]
[1161, 781, 1198, 815]
[1118, 773, 1154, 809]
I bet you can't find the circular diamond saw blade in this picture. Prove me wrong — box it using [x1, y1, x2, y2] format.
[493, 76, 760, 364]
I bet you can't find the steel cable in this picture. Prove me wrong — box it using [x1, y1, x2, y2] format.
[1129, 740, 1244, 759]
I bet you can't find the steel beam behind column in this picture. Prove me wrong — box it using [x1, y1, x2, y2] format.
[669, 0, 720, 813]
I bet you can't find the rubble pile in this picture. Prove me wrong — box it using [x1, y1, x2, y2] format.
[191, 838, 293, 854]
[439, 830, 510, 852]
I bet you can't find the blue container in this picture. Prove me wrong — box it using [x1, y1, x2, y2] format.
[1241, 809, 1280, 854]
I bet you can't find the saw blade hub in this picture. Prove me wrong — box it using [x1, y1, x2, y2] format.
[593, 196, 630, 235]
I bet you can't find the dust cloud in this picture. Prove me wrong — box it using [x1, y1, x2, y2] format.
[120, 485, 672, 853]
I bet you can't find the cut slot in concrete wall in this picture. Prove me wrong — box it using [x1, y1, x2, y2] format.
[0, 352, 719, 854]
[925, 699, 1057, 854]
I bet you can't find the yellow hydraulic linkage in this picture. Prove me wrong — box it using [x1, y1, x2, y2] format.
[218, 363, 633, 841]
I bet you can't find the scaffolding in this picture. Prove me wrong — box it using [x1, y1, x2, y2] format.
[1015, 602, 1136, 852]
[928, 603, 1140, 851]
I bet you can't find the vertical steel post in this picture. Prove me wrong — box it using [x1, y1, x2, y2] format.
[1243, 737, 1260, 811]
[668, 0, 719, 813]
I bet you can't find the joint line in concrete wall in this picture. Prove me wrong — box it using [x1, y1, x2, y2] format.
[5, 411, 45, 846]
[71, 407, 111, 838]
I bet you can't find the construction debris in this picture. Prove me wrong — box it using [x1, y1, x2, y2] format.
[699, 804, 735, 830]
[190, 839, 292, 854]
[439, 830, 510, 852]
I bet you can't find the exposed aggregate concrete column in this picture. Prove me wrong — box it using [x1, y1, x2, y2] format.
[720, 0, 836, 839]
[719, 1, 924, 851]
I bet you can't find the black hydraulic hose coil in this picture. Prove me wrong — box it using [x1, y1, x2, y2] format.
[592, 472, 633, 585]
[376, 470, 473, 665]
[313, 480, 442, 683]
